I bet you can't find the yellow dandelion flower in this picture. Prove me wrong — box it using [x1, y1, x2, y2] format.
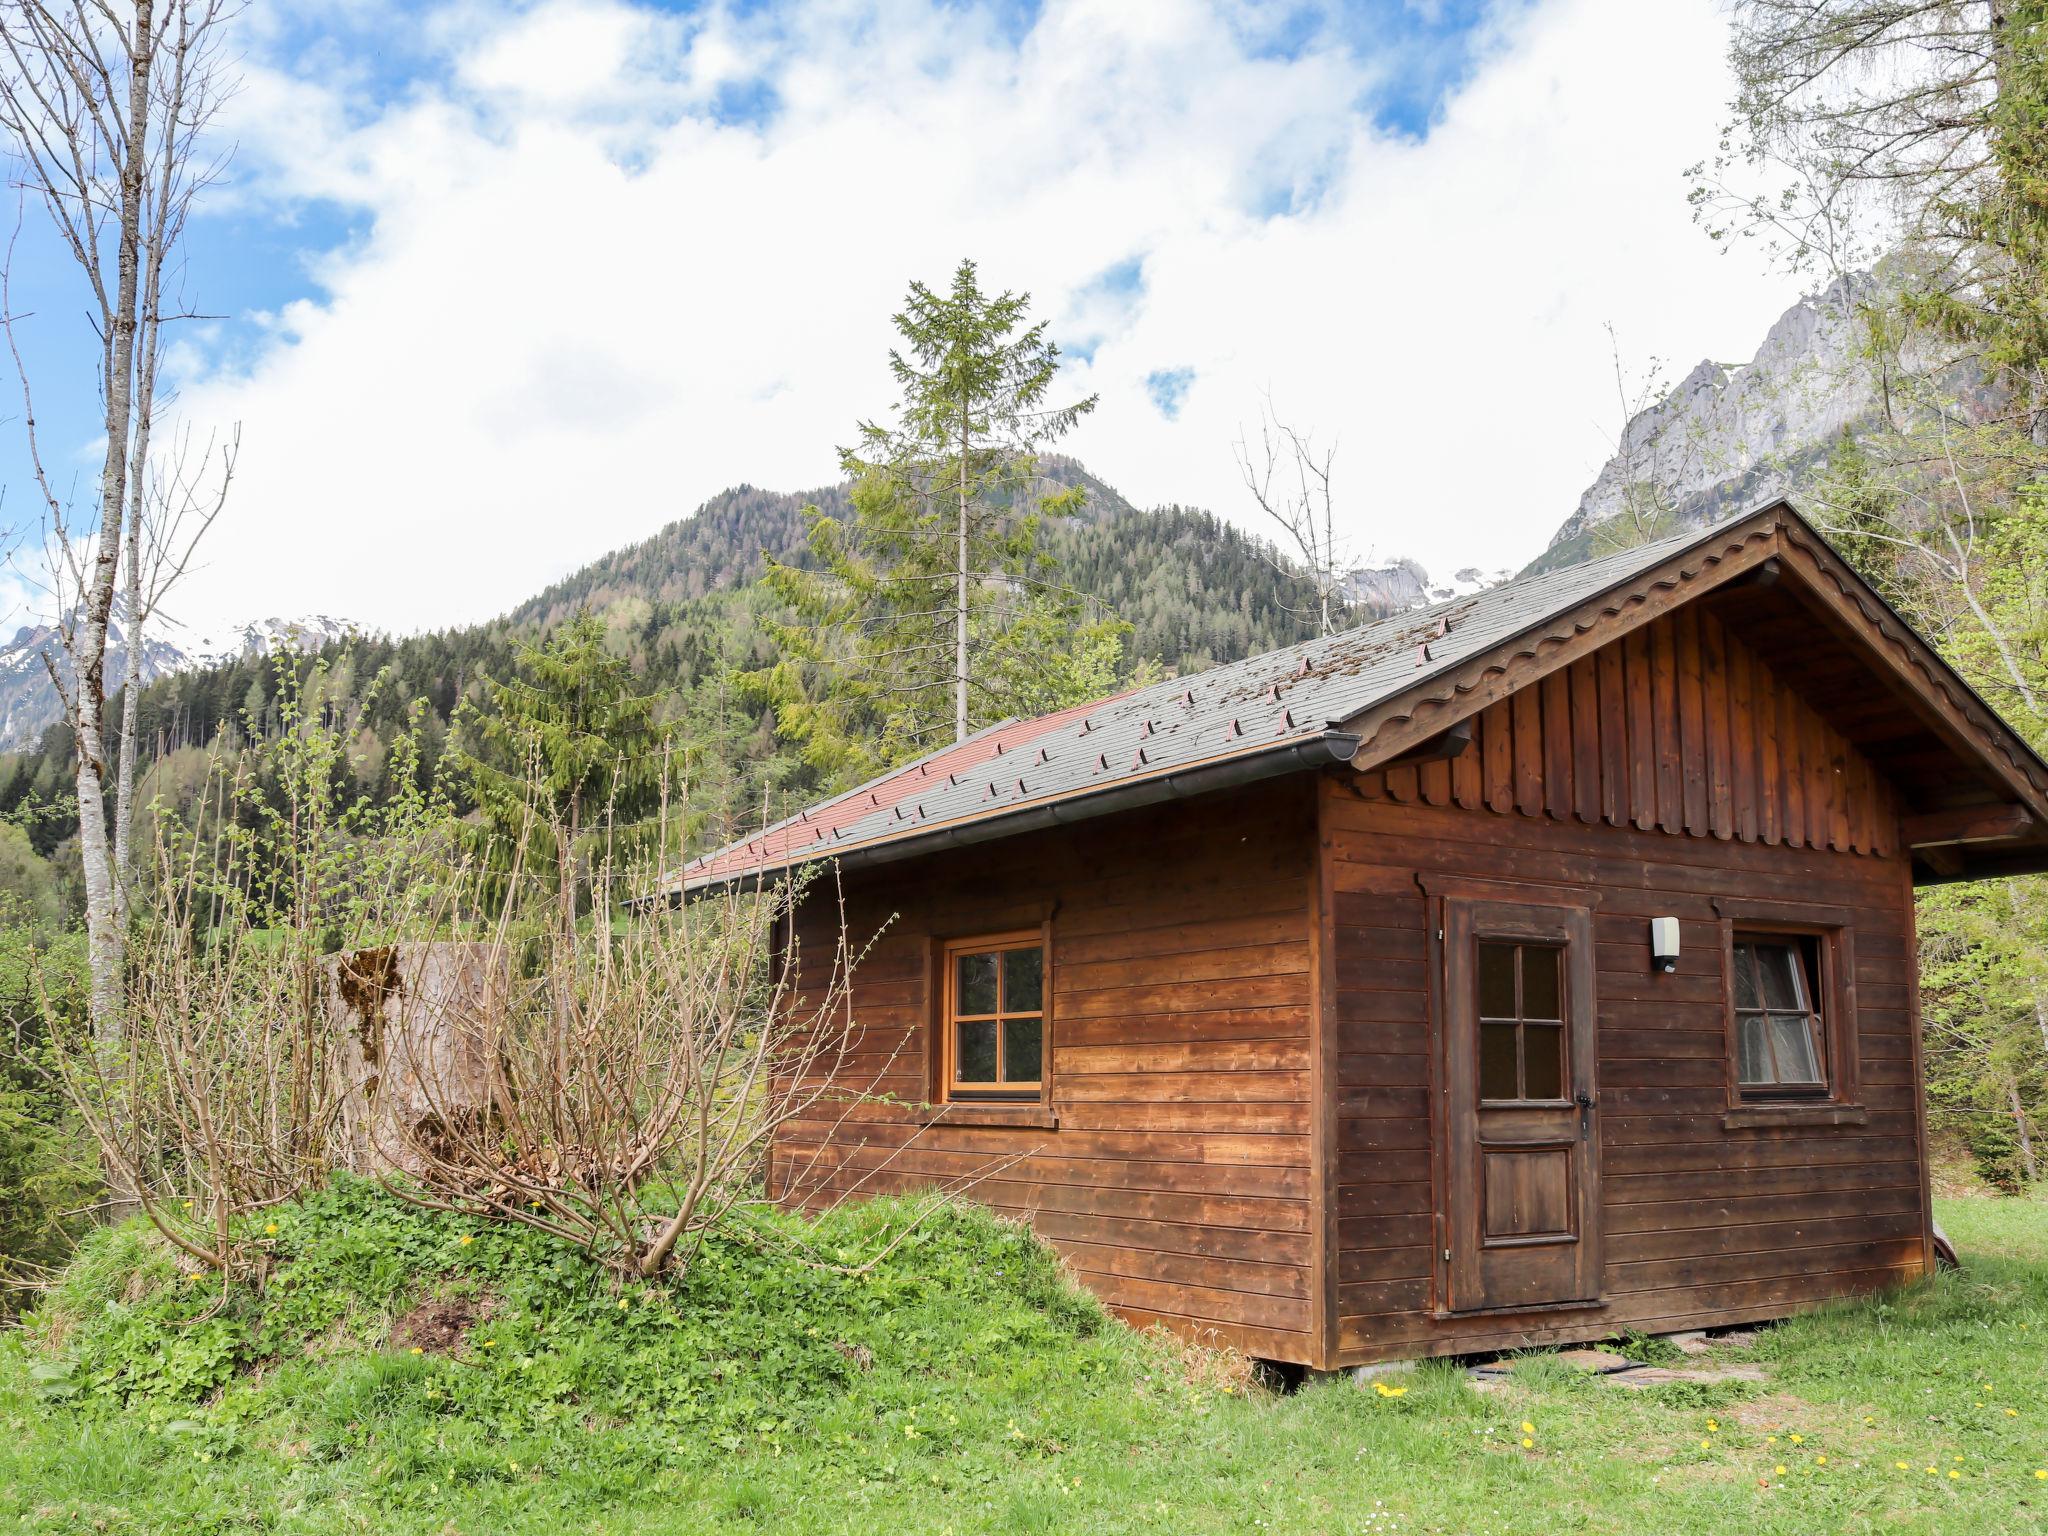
[1521, 1438, 1533, 1449]
[264, 1221, 278, 1235]
[1765, 1435, 1778, 1445]
[2006, 1408, 2020, 1417]
[1954, 1455, 1965, 1463]
[1706, 1420, 1719, 1432]
[1521, 1422, 1534, 1434]
[408, 1346, 423, 1356]
[1926, 1466, 1939, 1475]
[1789, 1433, 1804, 1445]
[1949, 1470, 1961, 1480]
[1896, 1462, 1910, 1471]
[1699, 1440, 1712, 1451]
[482, 1338, 495, 1348]
[1774, 1465, 1787, 1476]
[509, 1460, 519, 1473]
[459, 1235, 473, 1246]
[1816, 1456, 1827, 1465]
[2035, 1469, 2047, 1480]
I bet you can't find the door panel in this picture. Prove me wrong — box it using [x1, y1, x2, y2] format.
[1442, 897, 1601, 1313]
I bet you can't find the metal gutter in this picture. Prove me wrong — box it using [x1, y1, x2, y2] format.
[664, 728, 1361, 902]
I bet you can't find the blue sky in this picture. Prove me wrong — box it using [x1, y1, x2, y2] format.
[0, 0, 1796, 637]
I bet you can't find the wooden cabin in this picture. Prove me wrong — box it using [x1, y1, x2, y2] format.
[678, 502, 2048, 1369]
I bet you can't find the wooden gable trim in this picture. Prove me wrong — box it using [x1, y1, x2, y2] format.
[1771, 519, 2048, 814]
[1350, 608, 1905, 855]
[1339, 517, 1784, 774]
[1339, 504, 2048, 834]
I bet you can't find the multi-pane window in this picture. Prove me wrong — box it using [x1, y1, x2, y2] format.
[1477, 941, 1566, 1103]
[943, 934, 1044, 1101]
[1732, 933, 1827, 1095]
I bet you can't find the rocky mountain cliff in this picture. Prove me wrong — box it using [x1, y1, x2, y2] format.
[1531, 273, 1887, 573]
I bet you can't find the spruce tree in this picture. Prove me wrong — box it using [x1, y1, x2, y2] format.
[458, 612, 675, 918]
[746, 260, 1124, 783]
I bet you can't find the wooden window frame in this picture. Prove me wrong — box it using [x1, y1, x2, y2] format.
[936, 928, 1050, 1106]
[1712, 898, 1863, 1128]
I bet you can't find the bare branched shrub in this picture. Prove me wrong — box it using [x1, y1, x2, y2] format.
[45, 644, 896, 1280]
[389, 828, 877, 1276]
[41, 653, 458, 1272]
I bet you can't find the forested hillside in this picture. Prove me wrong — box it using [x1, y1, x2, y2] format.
[0, 460, 1321, 880]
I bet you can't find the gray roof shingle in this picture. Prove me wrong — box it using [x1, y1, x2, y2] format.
[676, 515, 1749, 893]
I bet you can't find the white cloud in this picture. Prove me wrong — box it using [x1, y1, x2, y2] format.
[160, 0, 1799, 635]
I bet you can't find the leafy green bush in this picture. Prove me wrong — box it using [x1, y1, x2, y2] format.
[0, 911, 94, 1307]
[24, 1177, 1105, 1456]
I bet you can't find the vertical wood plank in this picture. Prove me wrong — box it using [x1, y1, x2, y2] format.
[1542, 669, 1573, 819]
[1755, 649, 1781, 845]
[1624, 627, 1656, 831]
[1484, 699, 1514, 814]
[1570, 656, 1602, 826]
[1651, 615, 1682, 835]
[1513, 684, 1544, 815]
[1699, 610, 1735, 840]
[1728, 634, 1758, 842]
[1451, 723, 1483, 809]
[1419, 757, 1451, 807]
[1385, 762, 1418, 804]
[1355, 771, 1386, 801]
[1805, 706, 1834, 851]
[1597, 640, 1629, 827]
[1846, 745, 1872, 854]
[1676, 607, 1708, 836]
[1780, 675, 1806, 848]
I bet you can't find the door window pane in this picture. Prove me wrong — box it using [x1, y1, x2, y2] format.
[1521, 947, 1562, 1020]
[1002, 947, 1043, 1013]
[1478, 943, 1517, 1018]
[956, 1018, 998, 1083]
[956, 952, 999, 1015]
[1003, 1016, 1043, 1084]
[1523, 1022, 1564, 1101]
[1480, 1020, 1519, 1100]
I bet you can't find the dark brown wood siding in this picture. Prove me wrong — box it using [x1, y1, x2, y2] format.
[774, 777, 1322, 1361]
[1325, 657, 1929, 1363]
[1355, 608, 1900, 857]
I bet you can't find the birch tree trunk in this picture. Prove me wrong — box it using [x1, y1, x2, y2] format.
[75, 0, 156, 1092]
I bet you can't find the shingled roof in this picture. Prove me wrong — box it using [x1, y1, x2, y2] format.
[672, 510, 1810, 896]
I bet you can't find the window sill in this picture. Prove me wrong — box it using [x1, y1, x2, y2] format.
[1722, 1103, 1868, 1130]
[915, 1102, 1059, 1130]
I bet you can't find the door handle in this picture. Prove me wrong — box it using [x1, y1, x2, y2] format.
[1575, 1091, 1593, 1141]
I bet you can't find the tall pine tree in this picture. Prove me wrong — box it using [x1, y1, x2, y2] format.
[746, 261, 1125, 783]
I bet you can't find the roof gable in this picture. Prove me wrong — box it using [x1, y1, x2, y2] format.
[674, 501, 2048, 893]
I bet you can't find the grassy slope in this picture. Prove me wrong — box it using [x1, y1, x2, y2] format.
[3, 1189, 2047, 1535]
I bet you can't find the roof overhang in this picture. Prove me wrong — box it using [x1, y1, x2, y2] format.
[661, 728, 1360, 902]
[1332, 501, 2048, 885]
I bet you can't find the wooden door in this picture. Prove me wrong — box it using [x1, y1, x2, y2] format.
[1441, 897, 1601, 1313]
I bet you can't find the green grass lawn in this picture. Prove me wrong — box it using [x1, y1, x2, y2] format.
[4, 1187, 2047, 1535]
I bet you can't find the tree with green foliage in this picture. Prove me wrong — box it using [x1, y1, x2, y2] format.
[458, 611, 678, 919]
[746, 260, 1125, 782]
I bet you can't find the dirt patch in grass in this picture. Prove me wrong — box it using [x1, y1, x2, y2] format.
[388, 1291, 495, 1355]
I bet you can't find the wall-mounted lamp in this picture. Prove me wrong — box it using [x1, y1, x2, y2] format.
[1650, 917, 1681, 975]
